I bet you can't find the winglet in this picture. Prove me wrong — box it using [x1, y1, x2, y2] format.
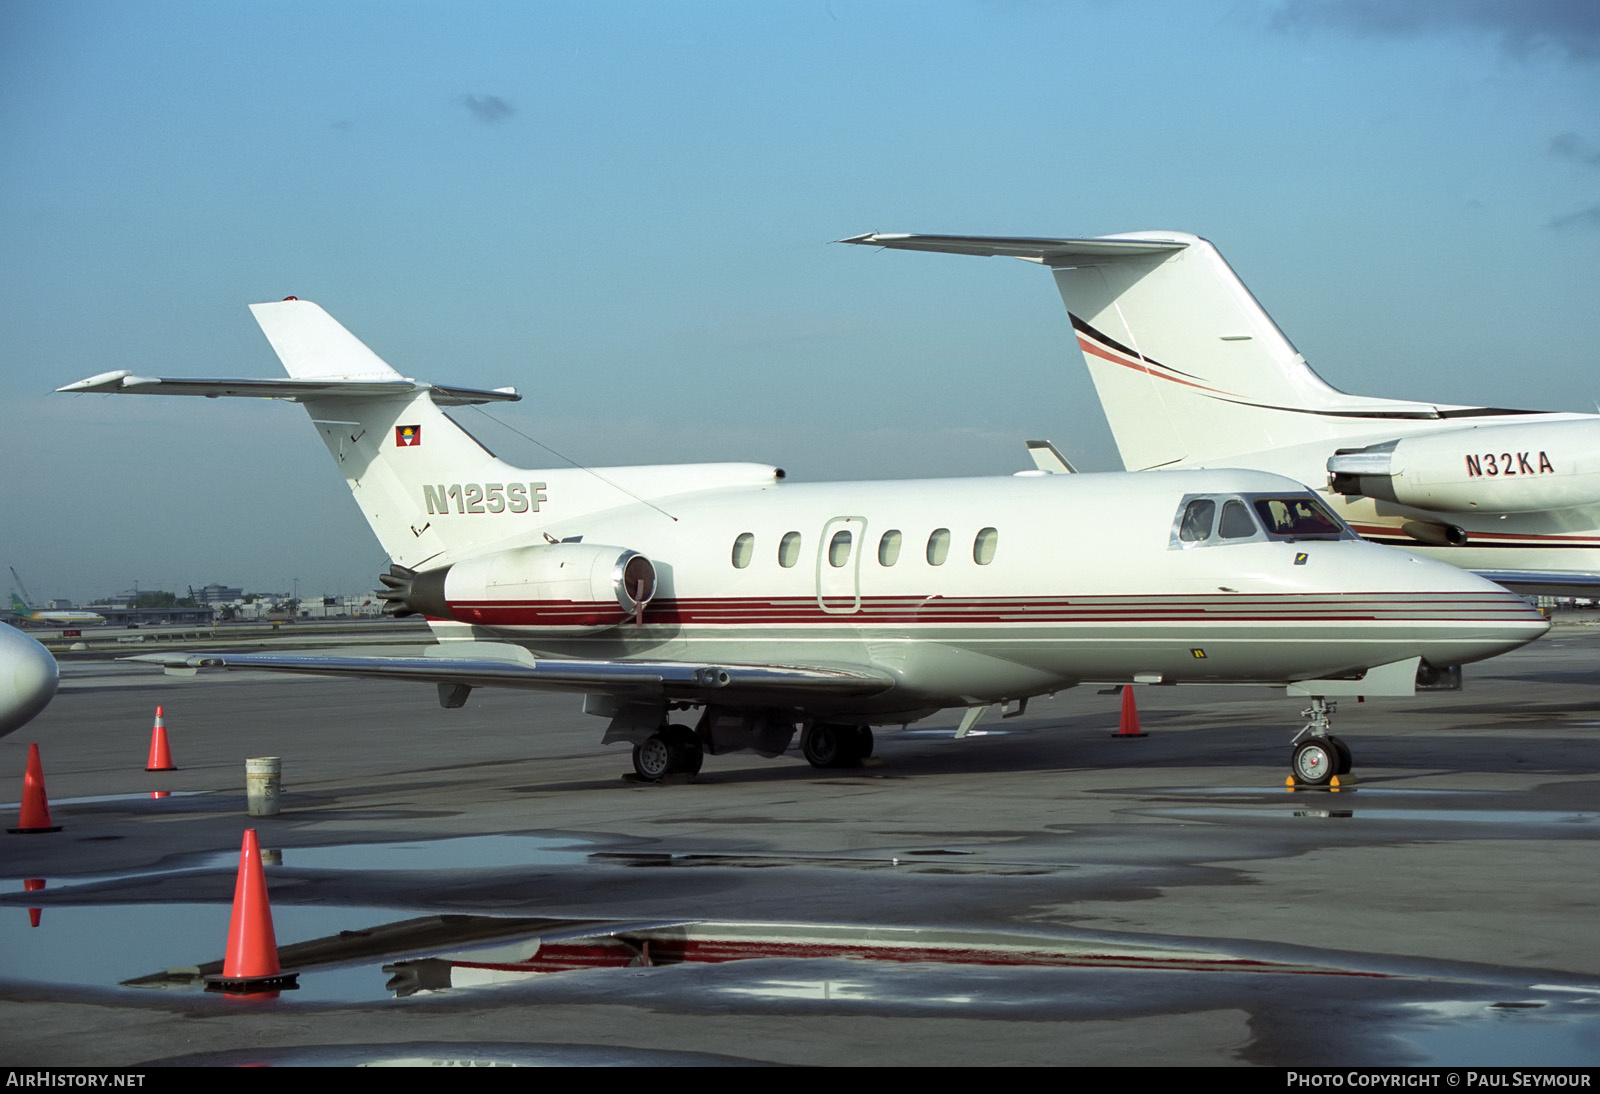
[1025, 440, 1077, 474]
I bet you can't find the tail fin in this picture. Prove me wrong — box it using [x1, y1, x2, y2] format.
[842, 231, 1462, 470]
[1048, 231, 1451, 469]
[249, 298, 407, 381]
[10, 593, 29, 614]
[59, 299, 783, 571]
[250, 300, 529, 568]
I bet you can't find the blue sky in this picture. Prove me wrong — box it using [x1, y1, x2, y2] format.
[3, 0, 1597, 601]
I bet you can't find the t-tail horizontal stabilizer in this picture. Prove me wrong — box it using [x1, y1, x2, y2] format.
[56, 370, 520, 406]
[841, 231, 1488, 471]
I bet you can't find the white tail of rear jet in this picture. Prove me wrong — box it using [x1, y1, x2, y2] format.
[1048, 231, 1468, 470]
[60, 299, 782, 573]
[843, 231, 1497, 471]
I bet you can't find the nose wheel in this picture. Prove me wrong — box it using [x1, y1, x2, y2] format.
[1290, 700, 1353, 786]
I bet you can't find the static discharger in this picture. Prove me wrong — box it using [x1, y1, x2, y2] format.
[145, 705, 176, 772]
[8, 743, 61, 834]
[204, 829, 299, 995]
[1112, 686, 1147, 739]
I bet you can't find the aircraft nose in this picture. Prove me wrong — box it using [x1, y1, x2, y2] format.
[1412, 560, 1551, 666]
[0, 625, 59, 736]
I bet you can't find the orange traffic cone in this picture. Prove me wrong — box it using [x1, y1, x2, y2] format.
[145, 706, 175, 771]
[205, 829, 297, 993]
[1112, 686, 1147, 739]
[8, 744, 62, 833]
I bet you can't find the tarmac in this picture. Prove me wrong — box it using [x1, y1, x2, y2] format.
[2, 623, 1599, 1066]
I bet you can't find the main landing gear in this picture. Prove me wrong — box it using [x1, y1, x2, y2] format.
[631, 724, 704, 781]
[801, 723, 874, 769]
[1290, 698, 1354, 786]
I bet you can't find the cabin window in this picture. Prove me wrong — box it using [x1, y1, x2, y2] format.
[778, 531, 802, 568]
[926, 528, 951, 566]
[1218, 499, 1258, 540]
[878, 530, 902, 566]
[828, 529, 853, 567]
[1178, 499, 1215, 543]
[731, 532, 754, 569]
[973, 527, 998, 565]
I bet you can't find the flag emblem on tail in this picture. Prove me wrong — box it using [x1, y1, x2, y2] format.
[395, 425, 421, 447]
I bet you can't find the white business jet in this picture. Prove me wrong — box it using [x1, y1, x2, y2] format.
[58, 295, 1548, 784]
[842, 231, 1600, 597]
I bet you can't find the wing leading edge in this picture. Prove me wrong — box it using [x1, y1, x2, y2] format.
[127, 646, 895, 701]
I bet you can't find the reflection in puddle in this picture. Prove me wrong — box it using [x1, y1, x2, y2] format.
[898, 728, 1016, 739]
[366, 920, 1366, 998]
[1, 903, 1391, 1003]
[9, 898, 1600, 1063]
[719, 978, 875, 1001]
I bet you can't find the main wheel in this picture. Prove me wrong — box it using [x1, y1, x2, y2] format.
[1291, 738, 1337, 786]
[802, 723, 850, 768]
[632, 734, 674, 781]
[663, 724, 704, 777]
[849, 725, 874, 761]
[1326, 734, 1353, 775]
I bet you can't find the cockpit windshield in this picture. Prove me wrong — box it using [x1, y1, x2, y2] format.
[1251, 496, 1345, 540]
[1171, 492, 1352, 548]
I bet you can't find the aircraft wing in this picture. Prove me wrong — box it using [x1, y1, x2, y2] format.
[126, 645, 895, 701]
[838, 232, 1187, 263]
[1472, 571, 1600, 598]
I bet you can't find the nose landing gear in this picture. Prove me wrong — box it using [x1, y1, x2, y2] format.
[1290, 699, 1353, 786]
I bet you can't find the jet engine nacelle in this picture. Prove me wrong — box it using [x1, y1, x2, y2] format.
[386, 544, 657, 629]
[1327, 420, 1600, 514]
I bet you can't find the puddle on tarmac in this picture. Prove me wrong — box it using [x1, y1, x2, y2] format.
[1136, 786, 1483, 799]
[1399, 1000, 1600, 1066]
[2, 902, 406, 1002]
[8, 901, 1600, 1069]
[282, 834, 600, 871]
[0, 790, 208, 809]
[7, 834, 605, 891]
